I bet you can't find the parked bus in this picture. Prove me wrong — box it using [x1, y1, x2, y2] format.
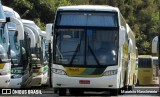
[151, 36, 160, 86]
[135, 47, 138, 85]
[3, 6, 36, 88]
[21, 26, 36, 88]
[152, 56, 159, 85]
[0, 2, 23, 88]
[137, 55, 153, 85]
[22, 19, 48, 86]
[47, 5, 137, 95]
[0, 1, 11, 88]
[3, 6, 24, 88]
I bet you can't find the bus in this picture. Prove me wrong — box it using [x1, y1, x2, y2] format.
[151, 36, 160, 86]
[3, 6, 37, 88]
[152, 56, 159, 85]
[135, 47, 138, 85]
[39, 30, 49, 86]
[0, 2, 24, 88]
[137, 55, 153, 85]
[22, 19, 48, 86]
[0, 1, 11, 88]
[47, 5, 137, 95]
[3, 6, 24, 88]
[21, 26, 36, 88]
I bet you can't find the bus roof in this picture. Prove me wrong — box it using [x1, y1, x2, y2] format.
[138, 55, 152, 58]
[152, 56, 158, 59]
[58, 5, 119, 12]
[3, 6, 14, 12]
[14, 11, 21, 19]
[22, 19, 34, 24]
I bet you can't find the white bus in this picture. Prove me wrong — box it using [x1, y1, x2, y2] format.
[0, 2, 11, 88]
[47, 5, 137, 96]
[3, 6, 36, 88]
[152, 36, 160, 86]
[21, 26, 36, 88]
[3, 6, 24, 88]
[152, 56, 159, 85]
[0, 2, 23, 88]
[22, 19, 49, 86]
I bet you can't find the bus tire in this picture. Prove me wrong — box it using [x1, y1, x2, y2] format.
[59, 88, 66, 96]
[110, 89, 118, 96]
[136, 80, 139, 86]
[128, 85, 133, 91]
[69, 89, 83, 95]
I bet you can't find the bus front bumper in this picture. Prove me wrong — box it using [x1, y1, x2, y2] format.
[0, 74, 10, 88]
[52, 74, 118, 89]
[30, 74, 43, 86]
[9, 77, 22, 88]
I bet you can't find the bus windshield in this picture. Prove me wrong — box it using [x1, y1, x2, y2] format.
[55, 28, 118, 66]
[56, 12, 118, 27]
[55, 11, 118, 66]
[138, 58, 152, 68]
[9, 31, 20, 66]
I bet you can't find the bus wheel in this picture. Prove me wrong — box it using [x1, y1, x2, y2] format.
[110, 89, 118, 96]
[59, 88, 66, 96]
[136, 80, 139, 86]
[128, 85, 133, 91]
[69, 89, 83, 95]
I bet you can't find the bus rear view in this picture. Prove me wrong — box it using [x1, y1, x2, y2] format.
[137, 55, 153, 85]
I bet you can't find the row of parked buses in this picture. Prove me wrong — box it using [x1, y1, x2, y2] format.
[1, 2, 158, 96]
[0, 3, 139, 95]
[0, 1, 51, 89]
[47, 5, 139, 96]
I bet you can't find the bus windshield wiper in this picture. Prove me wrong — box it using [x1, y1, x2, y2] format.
[88, 45, 101, 66]
[69, 33, 83, 65]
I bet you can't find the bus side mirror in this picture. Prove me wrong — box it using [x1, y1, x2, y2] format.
[46, 23, 53, 41]
[119, 26, 125, 46]
[129, 38, 133, 53]
[152, 36, 158, 54]
[7, 17, 24, 40]
[41, 31, 46, 37]
[24, 27, 36, 47]
[24, 24, 40, 44]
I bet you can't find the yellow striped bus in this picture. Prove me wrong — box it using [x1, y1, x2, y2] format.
[137, 55, 153, 85]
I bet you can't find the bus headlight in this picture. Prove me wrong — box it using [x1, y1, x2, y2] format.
[103, 70, 117, 76]
[52, 68, 67, 75]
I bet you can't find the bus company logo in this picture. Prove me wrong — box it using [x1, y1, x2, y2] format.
[2, 89, 11, 94]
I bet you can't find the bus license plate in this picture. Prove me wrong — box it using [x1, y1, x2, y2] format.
[79, 80, 90, 84]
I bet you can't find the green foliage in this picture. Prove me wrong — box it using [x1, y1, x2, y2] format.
[1, 0, 160, 54]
